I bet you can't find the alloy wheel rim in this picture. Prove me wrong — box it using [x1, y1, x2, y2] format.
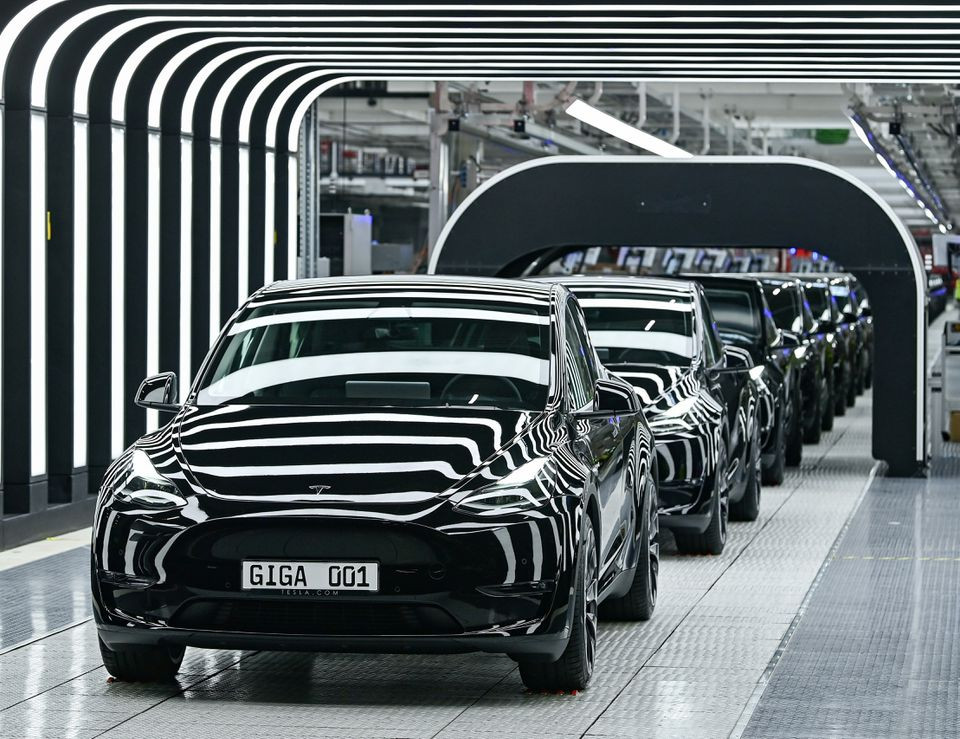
[583, 525, 599, 675]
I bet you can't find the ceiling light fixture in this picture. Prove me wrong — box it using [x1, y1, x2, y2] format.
[565, 98, 693, 158]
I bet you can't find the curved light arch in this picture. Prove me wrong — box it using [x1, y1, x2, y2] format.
[427, 154, 927, 460]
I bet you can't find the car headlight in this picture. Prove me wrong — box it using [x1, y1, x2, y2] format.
[110, 449, 187, 511]
[453, 458, 553, 516]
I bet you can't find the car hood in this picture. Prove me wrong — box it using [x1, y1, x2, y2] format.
[172, 404, 539, 503]
[604, 363, 698, 414]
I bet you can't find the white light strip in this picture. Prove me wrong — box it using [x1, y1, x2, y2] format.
[0, 109, 3, 479]
[237, 146, 250, 304]
[179, 138, 193, 395]
[110, 127, 125, 457]
[565, 99, 693, 158]
[73, 119, 88, 469]
[29, 113, 46, 477]
[209, 142, 222, 343]
[264, 150, 275, 285]
[287, 152, 298, 279]
[145, 132, 161, 432]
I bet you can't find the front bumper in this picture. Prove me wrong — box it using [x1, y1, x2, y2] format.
[92, 501, 581, 660]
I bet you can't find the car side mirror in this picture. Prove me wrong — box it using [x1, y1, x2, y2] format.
[571, 378, 637, 420]
[135, 372, 180, 413]
[714, 346, 754, 374]
[780, 331, 801, 348]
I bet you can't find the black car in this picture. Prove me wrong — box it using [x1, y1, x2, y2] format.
[824, 273, 871, 400]
[536, 276, 761, 553]
[801, 278, 852, 420]
[750, 275, 829, 446]
[92, 276, 659, 692]
[687, 274, 802, 485]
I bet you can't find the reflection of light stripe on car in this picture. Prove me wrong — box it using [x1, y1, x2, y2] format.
[182, 435, 486, 467]
[198, 351, 550, 404]
[229, 306, 552, 335]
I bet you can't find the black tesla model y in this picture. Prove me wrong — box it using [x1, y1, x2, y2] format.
[536, 276, 761, 552]
[92, 276, 658, 691]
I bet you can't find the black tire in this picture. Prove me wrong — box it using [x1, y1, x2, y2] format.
[821, 372, 835, 432]
[99, 636, 184, 682]
[855, 364, 866, 395]
[675, 445, 728, 555]
[761, 411, 786, 486]
[846, 373, 857, 407]
[519, 516, 598, 691]
[835, 371, 848, 417]
[864, 362, 872, 389]
[731, 438, 761, 521]
[601, 471, 658, 621]
[785, 387, 803, 467]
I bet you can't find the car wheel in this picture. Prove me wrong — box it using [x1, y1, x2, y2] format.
[601, 469, 658, 621]
[821, 371, 835, 432]
[761, 410, 786, 486]
[835, 370, 848, 417]
[99, 636, 184, 682]
[786, 387, 803, 467]
[855, 364, 866, 395]
[518, 516, 598, 691]
[675, 444, 728, 555]
[731, 437, 761, 521]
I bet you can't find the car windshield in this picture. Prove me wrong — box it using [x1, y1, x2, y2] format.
[804, 285, 836, 324]
[572, 289, 695, 367]
[703, 287, 761, 346]
[195, 296, 552, 410]
[762, 284, 803, 333]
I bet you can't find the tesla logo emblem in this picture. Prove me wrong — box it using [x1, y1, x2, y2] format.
[309, 484, 332, 494]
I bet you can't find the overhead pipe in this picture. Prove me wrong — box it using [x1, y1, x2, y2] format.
[669, 83, 681, 144]
[586, 81, 604, 106]
[536, 81, 577, 112]
[636, 81, 647, 128]
[700, 91, 712, 155]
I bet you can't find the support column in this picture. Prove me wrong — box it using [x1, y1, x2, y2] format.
[426, 108, 449, 255]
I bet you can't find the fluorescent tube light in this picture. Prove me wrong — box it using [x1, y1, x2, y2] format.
[565, 98, 692, 158]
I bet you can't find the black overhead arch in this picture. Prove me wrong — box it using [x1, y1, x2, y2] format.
[429, 156, 927, 477]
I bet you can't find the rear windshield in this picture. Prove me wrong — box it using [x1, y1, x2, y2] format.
[762, 284, 803, 333]
[195, 297, 552, 411]
[572, 289, 696, 367]
[703, 287, 761, 345]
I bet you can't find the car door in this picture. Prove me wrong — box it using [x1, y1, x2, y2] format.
[700, 293, 741, 470]
[563, 301, 628, 576]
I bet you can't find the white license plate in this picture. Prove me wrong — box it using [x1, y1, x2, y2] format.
[241, 561, 379, 592]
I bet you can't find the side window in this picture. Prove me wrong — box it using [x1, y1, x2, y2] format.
[564, 304, 596, 410]
[760, 294, 780, 347]
[700, 295, 723, 366]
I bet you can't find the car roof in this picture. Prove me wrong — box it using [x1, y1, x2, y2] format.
[257, 274, 560, 303]
[681, 273, 764, 290]
[531, 274, 698, 297]
[742, 272, 803, 287]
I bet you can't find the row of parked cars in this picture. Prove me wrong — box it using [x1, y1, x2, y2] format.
[90, 266, 873, 693]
